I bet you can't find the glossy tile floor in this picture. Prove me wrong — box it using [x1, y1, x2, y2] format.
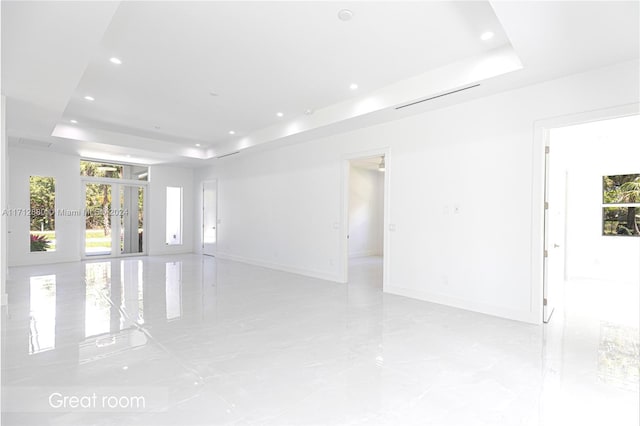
[1, 255, 638, 425]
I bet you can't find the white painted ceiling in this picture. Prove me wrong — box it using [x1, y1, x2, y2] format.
[2, 1, 639, 165]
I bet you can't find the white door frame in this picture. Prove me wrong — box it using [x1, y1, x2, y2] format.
[531, 103, 639, 323]
[202, 179, 218, 257]
[341, 147, 391, 288]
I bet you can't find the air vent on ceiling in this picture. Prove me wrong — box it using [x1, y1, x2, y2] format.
[216, 151, 240, 159]
[395, 84, 481, 110]
[18, 138, 52, 149]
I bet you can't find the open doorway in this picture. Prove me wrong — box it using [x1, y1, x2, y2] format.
[202, 180, 218, 257]
[345, 155, 386, 291]
[544, 114, 640, 325]
[540, 113, 640, 420]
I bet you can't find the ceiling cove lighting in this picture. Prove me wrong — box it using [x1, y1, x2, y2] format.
[349, 83, 359, 90]
[480, 31, 494, 41]
[109, 57, 122, 65]
[378, 157, 385, 172]
[84, 96, 95, 101]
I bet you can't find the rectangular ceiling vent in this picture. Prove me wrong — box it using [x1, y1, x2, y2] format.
[215, 151, 240, 159]
[395, 84, 480, 110]
[18, 138, 52, 149]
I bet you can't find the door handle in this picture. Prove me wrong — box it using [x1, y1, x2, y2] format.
[553, 243, 560, 248]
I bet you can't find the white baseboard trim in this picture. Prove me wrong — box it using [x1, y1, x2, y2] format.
[148, 248, 193, 256]
[385, 284, 540, 325]
[215, 252, 341, 283]
[349, 251, 381, 259]
[9, 255, 80, 267]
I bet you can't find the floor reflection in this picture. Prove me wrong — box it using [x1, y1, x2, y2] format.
[2, 255, 638, 426]
[28, 275, 56, 354]
[165, 262, 182, 321]
[597, 322, 640, 391]
[85, 262, 111, 338]
[4, 257, 201, 377]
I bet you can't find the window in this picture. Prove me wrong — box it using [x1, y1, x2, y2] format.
[603, 174, 640, 236]
[166, 187, 183, 245]
[81, 160, 148, 181]
[30, 176, 56, 252]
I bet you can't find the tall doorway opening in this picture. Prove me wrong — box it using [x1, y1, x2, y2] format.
[539, 112, 640, 425]
[543, 113, 640, 324]
[202, 180, 218, 257]
[345, 155, 387, 291]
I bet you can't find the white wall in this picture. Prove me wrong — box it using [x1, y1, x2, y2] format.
[194, 60, 639, 323]
[1, 95, 8, 305]
[550, 116, 640, 284]
[147, 165, 194, 256]
[7, 147, 82, 266]
[348, 165, 383, 258]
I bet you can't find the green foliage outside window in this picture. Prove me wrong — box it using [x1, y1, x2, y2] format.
[603, 174, 640, 236]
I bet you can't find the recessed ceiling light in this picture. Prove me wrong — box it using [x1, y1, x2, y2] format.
[154, 125, 161, 130]
[109, 57, 122, 65]
[209, 91, 219, 97]
[480, 31, 494, 41]
[276, 112, 284, 118]
[196, 143, 201, 147]
[304, 108, 314, 115]
[229, 130, 235, 135]
[349, 83, 358, 90]
[84, 95, 95, 101]
[338, 9, 353, 21]
[70, 119, 78, 124]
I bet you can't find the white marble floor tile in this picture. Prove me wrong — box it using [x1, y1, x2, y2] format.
[1, 255, 637, 425]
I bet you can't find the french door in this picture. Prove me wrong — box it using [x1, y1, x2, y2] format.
[83, 181, 146, 258]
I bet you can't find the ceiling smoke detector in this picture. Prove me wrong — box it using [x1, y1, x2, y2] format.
[338, 9, 353, 21]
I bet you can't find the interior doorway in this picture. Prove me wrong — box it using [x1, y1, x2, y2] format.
[543, 113, 640, 324]
[202, 180, 218, 257]
[344, 154, 387, 290]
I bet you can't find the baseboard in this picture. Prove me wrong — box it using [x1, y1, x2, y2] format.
[9, 255, 81, 267]
[147, 248, 194, 256]
[348, 251, 381, 258]
[385, 284, 540, 325]
[215, 252, 341, 283]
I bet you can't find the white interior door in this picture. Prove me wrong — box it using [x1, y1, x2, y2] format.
[202, 180, 217, 256]
[543, 145, 567, 322]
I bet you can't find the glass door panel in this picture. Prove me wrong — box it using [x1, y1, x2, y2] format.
[85, 183, 112, 256]
[120, 185, 144, 255]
